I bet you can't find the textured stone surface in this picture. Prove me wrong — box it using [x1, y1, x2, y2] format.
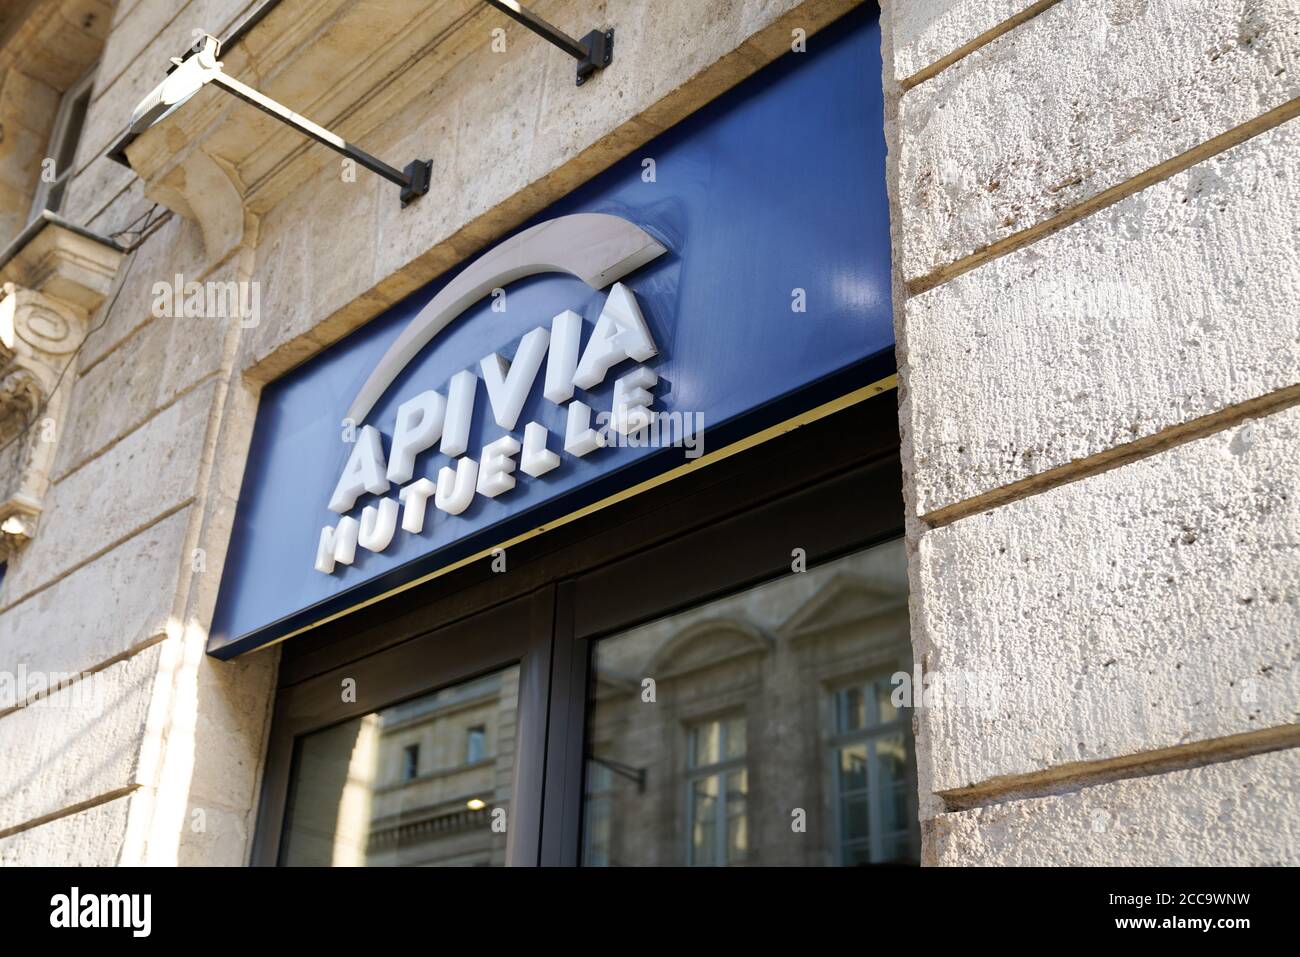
[0, 643, 161, 834]
[0, 508, 190, 676]
[78, 213, 208, 369]
[904, 119, 1300, 516]
[0, 117, 50, 191]
[889, 0, 1044, 83]
[54, 266, 233, 479]
[0, 0, 113, 93]
[929, 748, 1300, 865]
[913, 404, 1300, 796]
[62, 150, 139, 236]
[184, 649, 277, 811]
[112, 0, 151, 28]
[0, 794, 130, 866]
[113, 620, 274, 865]
[1, 380, 216, 601]
[238, 151, 383, 374]
[174, 801, 250, 866]
[898, 0, 1300, 285]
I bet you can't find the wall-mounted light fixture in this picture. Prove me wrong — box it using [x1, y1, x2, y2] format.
[127, 34, 432, 207]
[114, 2, 615, 209]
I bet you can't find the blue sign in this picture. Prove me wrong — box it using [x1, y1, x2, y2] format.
[209, 6, 891, 657]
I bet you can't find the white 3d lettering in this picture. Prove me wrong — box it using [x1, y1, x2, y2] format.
[316, 283, 658, 574]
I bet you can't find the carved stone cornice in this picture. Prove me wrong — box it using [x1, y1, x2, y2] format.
[0, 215, 123, 316]
[0, 0, 112, 91]
[0, 218, 122, 560]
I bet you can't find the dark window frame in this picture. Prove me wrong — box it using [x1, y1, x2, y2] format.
[28, 64, 95, 224]
[401, 743, 420, 781]
[465, 725, 487, 764]
[252, 390, 905, 866]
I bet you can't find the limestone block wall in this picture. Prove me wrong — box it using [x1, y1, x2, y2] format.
[881, 0, 1299, 864]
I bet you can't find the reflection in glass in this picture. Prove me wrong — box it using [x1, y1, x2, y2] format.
[280, 667, 519, 866]
[833, 676, 914, 865]
[685, 717, 748, 865]
[691, 778, 719, 865]
[582, 539, 919, 866]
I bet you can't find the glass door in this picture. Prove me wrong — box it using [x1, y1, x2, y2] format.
[252, 589, 552, 866]
[533, 394, 912, 864]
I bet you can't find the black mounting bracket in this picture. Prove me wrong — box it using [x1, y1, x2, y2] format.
[483, 1, 614, 86]
[575, 29, 614, 86]
[400, 159, 433, 207]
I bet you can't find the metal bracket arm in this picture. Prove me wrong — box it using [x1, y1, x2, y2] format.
[207, 71, 431, 206]
[131, 35, 431, 207]
[121, 7, 618, 204]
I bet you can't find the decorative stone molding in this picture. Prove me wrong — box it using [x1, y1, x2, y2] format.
[142, 147, 248, 267]
[0, 218, 122, 560]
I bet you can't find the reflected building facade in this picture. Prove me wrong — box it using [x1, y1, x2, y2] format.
[584, 539, 919, 866]
[274, 540, 918, 867]
[280, 670, 518, 867]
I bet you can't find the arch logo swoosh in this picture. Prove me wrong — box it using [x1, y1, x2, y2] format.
[347, 212, 668, 425]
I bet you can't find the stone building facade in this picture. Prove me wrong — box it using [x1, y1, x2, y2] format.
[0, 0, 1295, 866]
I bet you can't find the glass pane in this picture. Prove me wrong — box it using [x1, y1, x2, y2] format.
[690, 776, 720, 866]
[466, 726, 486, 764]
[584, 800, 612, 867]
[691, 720, 721, 768]
[280, 666, 519, 866]
[836, 685, 867, 733]
[725, 716, 747, 760]
[726, 769, 748, 863]
[583, 538, 919, 866]
[582, 763, 615, 867]
[877, 733, 908, 786]
[875, 677, 901, 724]
[883, 783, 911, 834]
[839, 744, 868, 793]
[878, 832, 914, 864]
[876, 732, 912, 836]
[45, 178, 69, 215]
[842, 796, 870, 843]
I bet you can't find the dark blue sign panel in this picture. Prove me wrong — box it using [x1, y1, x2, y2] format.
[209, 7, 891, 657]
